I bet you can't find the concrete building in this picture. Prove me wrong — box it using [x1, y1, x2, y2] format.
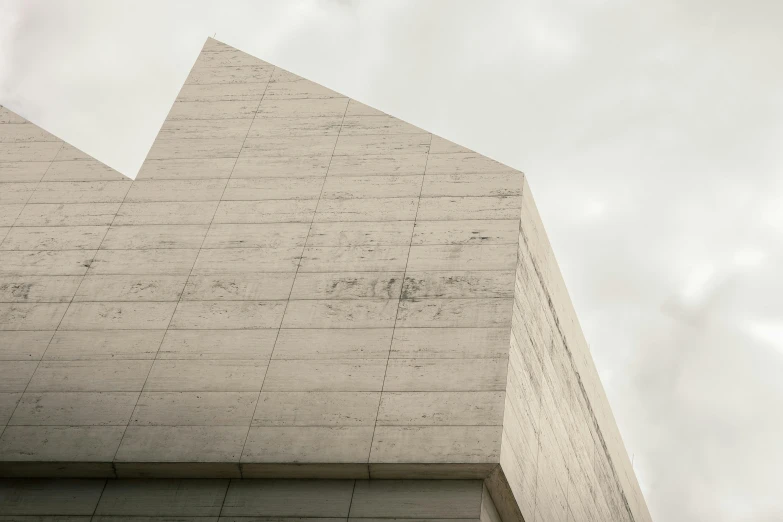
[0, 38, 652, 521]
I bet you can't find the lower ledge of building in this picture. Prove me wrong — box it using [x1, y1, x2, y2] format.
[0, 461, 499, 480]
[0, 461, 527, 522]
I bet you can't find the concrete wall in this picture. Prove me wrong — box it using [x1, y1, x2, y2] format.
[0, 478, 499, 520]
[0, 38, 521, 478]
[489, 180, 653, 522]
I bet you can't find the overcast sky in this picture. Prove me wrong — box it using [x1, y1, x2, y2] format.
[2, 1, 782, 520]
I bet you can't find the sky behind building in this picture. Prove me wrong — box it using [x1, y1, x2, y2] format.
[1, 1, 782, 520]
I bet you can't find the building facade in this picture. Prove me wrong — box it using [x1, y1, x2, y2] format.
[0, 38, 651, 521]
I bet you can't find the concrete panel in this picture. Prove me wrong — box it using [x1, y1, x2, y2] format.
[100, 224, 208, 250]
[247, 115, 342, 137]
[289, 272, 403, 300]
[223, 177, 323, 200]
[95, 479, 228, 516]
[264, 79, 342, 100]
[166, 100, 259, 120]
[272, 328, 392, 359]
[401, 271, 514, 299]
[421, 172, 523, 197]
[169, 300, 286, 330]
[54, 144, 95, 161]
[416, 196, 523, 220]
[181, 273, 294, 301]
[145, 137, 243, 160]
[0, 330, 54, 360]
[143, 360, 268, 392]
[314, 197, 418, 222]
[28, 181, 130, 204]
[328, 153, 427, 176]
[0, 303, 70, 330]
[232, 154, 331, 178]
[89, 249, 199, 275]
[405, 244, 516, 271]
[262, 359, 387, 392]
[26, 360, 153, 392]
[257, 97, 349, 118]
[299, 246, 408, 272]
[0, 392, 21, 425]
[9, 392, 138, 426]
[377, 391, 504, 426]
[190, 247, 300, 273]
[73, 275, 188, 302]
[383, 359, 508, 392]
[0, 426, 125, 461]
[125, 179, 226, 202]
[1, 226, 107, 251]
[45, 330, 164, 360]
[425, 152, 515, 174]
[0, 361, 37, 391]
[333, 134, 430, 156]
[281, 299, 398, 329]
[0, 250, 95, 276]
[0, 161, 50, 182]
[253, 391, 380, 427]
[307, 221, 413, 247]
[395, 298, 512, 328]
[157, 330, 277, 360]
[321, 175, 422, 199]
[43, 160, 126, 181]
[136, 157, 236, 180]
[242, 426, 374, 463]
[0, 204, 24, 226]
[0, 182, 37, 204]
[213, 199, 317, 223]
[0, 142, 62, 162]
[350, 479, 482, 519]
[370, 426, 501, 464]
[0, 275, 83, 303]
[115, 426, 248, 463]
[15, 203, 120, 226]
[389, 328, 510, 359]
[222, 479, 354, 517]
[430, 134, 473, 154]
[411, 219, 520, 245]
[114, 201, 219, 225]
[58, 302, 177, 330]
[130, 392, 258, 426]
[0, 479, 105, 515]
[185, 65, 272, 85]
[202, 223, 310, 248]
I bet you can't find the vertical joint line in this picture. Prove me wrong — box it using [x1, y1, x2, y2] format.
[369, 132, 434, 465]
[239, 81, 350, 463]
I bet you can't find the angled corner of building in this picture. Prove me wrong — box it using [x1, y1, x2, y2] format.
[0, 36, 652, 522]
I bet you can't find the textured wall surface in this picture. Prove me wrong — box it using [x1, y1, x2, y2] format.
[0, 478, 501, 520]
[0, 38, 520, 478]
[0, 37, 651, 521]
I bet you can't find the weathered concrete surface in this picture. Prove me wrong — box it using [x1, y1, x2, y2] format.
[0, 37, 651, 521]
[491, 180, 653, 522]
